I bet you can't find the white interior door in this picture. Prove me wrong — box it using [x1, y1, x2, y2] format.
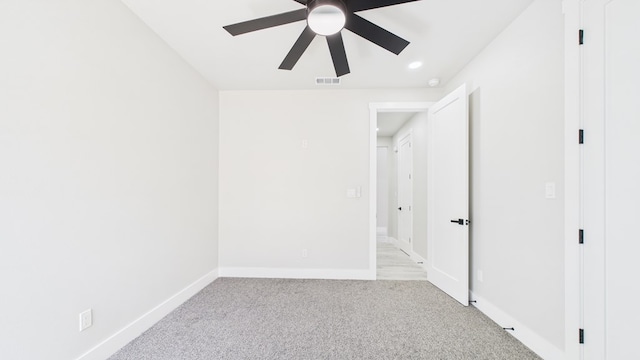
[397, 134, 413, 253]
[604, 1, 640, 357]
[583, 0, 640, 358]
[604, 2, 640, 354]
[427, 84, 469, 306]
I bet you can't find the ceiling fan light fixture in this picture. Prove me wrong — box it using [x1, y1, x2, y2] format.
[307, 0, 347, 36]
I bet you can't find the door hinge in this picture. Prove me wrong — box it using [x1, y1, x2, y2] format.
[579, 29, 584, 45]
[579, 129, 584, 144]
[409, 174, 412, 180]
[579, 329, 585, 344]
[579, 229, 584, 244]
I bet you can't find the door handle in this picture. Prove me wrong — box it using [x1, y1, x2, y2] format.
[450, 219, 470, 225]
[398, 207, 402, 211]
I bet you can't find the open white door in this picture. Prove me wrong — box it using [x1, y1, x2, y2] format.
[427, 84, 469, 306]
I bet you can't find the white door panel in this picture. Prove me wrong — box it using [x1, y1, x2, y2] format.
[427, 84, 469, 306]
[604, 0, 639, 357]
[583, 0, 640, 358]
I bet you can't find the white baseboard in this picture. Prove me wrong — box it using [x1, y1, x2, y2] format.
[219, 267, 374, 281]
[395, 237, 414, 257]
[383, 238, 429, 272]
[469, 292, 565, 360]
[75, 269, 219, 360]
[407, 250, 428, 272]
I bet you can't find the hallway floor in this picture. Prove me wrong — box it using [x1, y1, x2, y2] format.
[376, 241, 428, 280]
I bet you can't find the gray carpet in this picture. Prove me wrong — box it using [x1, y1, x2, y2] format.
[109, 278, 541, 360]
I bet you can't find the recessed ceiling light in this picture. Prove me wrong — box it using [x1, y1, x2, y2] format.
[408, 61, 423, 70]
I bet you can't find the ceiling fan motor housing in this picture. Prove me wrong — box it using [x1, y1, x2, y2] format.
[307, 0, 348, 36]
[307, 0, 347, 13]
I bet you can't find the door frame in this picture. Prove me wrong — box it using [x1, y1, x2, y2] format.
[368, 102, 433, 279]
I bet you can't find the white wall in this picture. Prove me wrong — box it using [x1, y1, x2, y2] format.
[0, 1, 219, 359]
[392, 113, 429, 260]
[376, 137, 397, 239]
[445, 0, 565, 354]
[219, 89, 441, 278]
[376, 146, 389, 233]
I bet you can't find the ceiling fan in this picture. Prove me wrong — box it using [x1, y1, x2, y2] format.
[223, 0, 421, 77]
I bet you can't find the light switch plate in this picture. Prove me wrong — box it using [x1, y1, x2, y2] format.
[79, 309, 92, 332]
[545, 182, 556, 199]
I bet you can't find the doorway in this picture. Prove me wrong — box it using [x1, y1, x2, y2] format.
[376, 112, 425, 280]
[369, 85, 470, 304]
[370, 103, 430, 282]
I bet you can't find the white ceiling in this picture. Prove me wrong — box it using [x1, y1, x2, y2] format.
[377, 112, 417, 137]
[121, 0, 534, 90]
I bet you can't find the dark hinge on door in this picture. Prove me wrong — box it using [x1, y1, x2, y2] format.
[579, 329, 585, 344]
[579, 229, 584, 244]
[579, 129, 585, 144]
[579, 29, 584, 45]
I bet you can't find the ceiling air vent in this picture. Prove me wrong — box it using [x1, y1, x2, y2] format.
[315, 77, 341, 86]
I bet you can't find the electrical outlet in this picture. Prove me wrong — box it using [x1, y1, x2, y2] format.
[477, 270, 484, 283]
[302, 249, 308, 258]
[79, 309, 93, 332]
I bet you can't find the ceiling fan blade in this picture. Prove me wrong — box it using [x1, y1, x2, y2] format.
[292, 0, 307, 4]
[348, 0, 421, 12]
[279, 26, 316, 70]
[327, 33, 350, 77]
[223, 9, 307, 36]
[345, 14, 409, 55]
